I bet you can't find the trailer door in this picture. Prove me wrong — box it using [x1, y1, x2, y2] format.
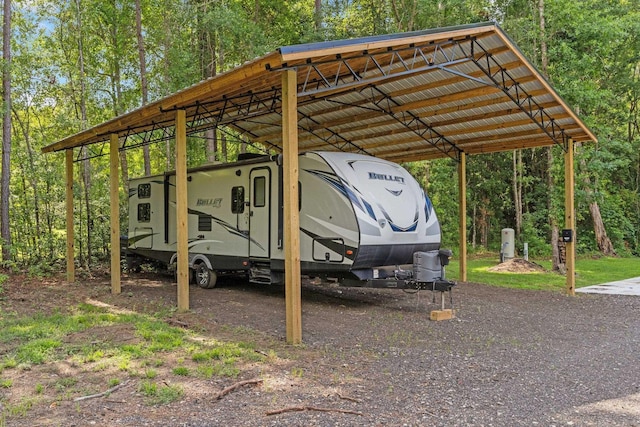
[249, 168, 270, 258]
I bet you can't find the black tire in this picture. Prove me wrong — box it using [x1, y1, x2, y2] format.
[195, 263, 217, 288]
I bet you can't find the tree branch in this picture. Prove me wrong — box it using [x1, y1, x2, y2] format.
[266, 405, 363, 416]
[213, 378, 262, 400]
[74, 380, 131, 402]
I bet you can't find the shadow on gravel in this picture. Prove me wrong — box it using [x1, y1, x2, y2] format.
[197, 273, 431, 312]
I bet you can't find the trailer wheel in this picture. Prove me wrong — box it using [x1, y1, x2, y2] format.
[195, 263, 217, 288]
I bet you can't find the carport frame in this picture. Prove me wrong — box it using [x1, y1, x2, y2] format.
[46, 23, 591, 344]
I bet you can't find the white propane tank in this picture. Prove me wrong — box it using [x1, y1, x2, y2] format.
[501, 228, 515, 261]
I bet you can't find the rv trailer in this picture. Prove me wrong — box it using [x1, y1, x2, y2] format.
[126, 151, 453, 291]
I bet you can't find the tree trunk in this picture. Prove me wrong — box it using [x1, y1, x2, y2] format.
[589, 200, 616, 255]
[218, 42, 227, 161]
[390, 0, 418, 32]
[479, 198, 490, 249]
[81, 148, 91, 268]
[162, 7, 172, 171]
[12, 108, 42, 259]
[204, 27, 217, 163]
[1, 0, 12, 262]
[538, 0, 548, 77]
[548, 148, 561, 271]
[472, 204, 477, 249]
[512, 150, 523, 238]
[135, 0, 151, 175]
[221, 133, 227, 162]
[75, 0, 91, 268]
[576, 144, 616, 256]
[314, 0, 322, 31]
[538, 0, 563, 269]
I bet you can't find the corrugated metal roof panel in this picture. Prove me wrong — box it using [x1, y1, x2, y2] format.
[43, 23, 596, 161]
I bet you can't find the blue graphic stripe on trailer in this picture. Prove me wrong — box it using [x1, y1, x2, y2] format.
[389, 221, 418, 232]
[424, 193, 433, 223]
[362, 199, 376, 221]
[378, 203, 418, 232]
[305, 169, 364, 212]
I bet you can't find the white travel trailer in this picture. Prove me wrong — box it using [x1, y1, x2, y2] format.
[126, 151, 450, 290]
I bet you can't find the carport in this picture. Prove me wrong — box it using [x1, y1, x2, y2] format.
[43, 22, 596, 344]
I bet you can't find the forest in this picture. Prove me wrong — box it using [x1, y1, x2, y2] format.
[0, 0, 638, 274]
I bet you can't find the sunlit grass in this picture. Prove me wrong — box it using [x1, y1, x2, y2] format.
[0, 298, 266, 416]
[138, 380, 184, 405]
[446, 255, 640, 291]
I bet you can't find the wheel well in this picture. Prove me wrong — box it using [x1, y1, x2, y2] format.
[168, 253, 213, 271]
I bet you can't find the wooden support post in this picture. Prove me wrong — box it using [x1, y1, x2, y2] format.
[65, 149, 75, 283]
[175, 110, 189, 311]
[458, 152, 467, 282]
[282, 68, 302, 345]
[109, 134, 121, 294]
[565, 139, 576, 296]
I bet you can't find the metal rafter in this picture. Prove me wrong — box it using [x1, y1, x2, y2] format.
[361, 85, 461, 161]
[282, 35, 569, 151]
[295, 109, 370, 154]
[71, 89, 286, 162]
[291, 37, 481, 98]
[58, 26, 593, 164]
[75, 144, 107, 162]
[467, 40, 570, 150]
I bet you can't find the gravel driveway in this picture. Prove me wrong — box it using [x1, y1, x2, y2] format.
[145, 278, 640, 426]
[3, 274, 639, 426]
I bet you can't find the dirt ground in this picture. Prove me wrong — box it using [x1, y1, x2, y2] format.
[1, 270, 640, 426]
[486, 258, 546, 273]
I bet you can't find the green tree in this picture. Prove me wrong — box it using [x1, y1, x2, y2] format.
[1, 0, 12, 262]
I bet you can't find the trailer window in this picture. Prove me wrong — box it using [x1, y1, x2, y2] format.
[138, 183, 151, 199]
[231, 186, 245, 213]
[254, 177, 266, 207]
[137, 203, 151, 222]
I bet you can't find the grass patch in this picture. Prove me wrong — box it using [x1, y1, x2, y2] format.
[0, 304, 191, 368]
[144, 368, 158, 379]
[138, 380, 184, 405]
[54, 377, 77, 392]
[191, 347, 239, 362]
[172, 366, 190, 376]
[0, 296, 269, 422]
[3, 397, 35, 417]
[446, 255, 640, 291]
[0, 273, 7, 299]
[196, 362, 240, 378]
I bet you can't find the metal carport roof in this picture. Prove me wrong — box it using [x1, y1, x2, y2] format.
[43, 22, 596, 158]
[43, 22, 592, 343]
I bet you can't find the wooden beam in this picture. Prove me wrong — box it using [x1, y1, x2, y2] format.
[565, 139, 576, 295]
[375, 123, 587, 163]
[323, 102, 562, 148]
[42, 51, 283, 153]
[110, 134, 121, 294]
[65, 149, 75, 283]
[458, 152, 467, 282]
[282, 68, 302, 345]
[256, 54, 523, 145]
[175, 110, 190, 311]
